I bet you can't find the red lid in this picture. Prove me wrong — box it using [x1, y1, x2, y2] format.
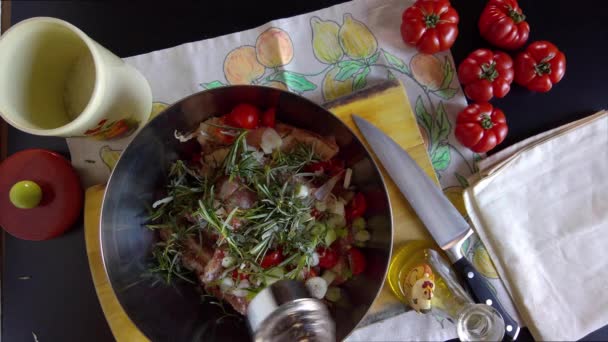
[0, 149, 83, 241]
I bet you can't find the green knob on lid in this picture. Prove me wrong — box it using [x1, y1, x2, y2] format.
[9, 180, 43, 209]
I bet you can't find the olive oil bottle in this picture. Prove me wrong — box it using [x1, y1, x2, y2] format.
[388, 240, 505, 341]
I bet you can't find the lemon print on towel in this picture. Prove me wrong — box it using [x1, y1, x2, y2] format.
[312, 14, 379, 101]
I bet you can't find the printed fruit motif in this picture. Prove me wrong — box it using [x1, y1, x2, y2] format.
[322, 66, 354, 101]
[100, 146, 122, 171]
[84, 118, 139, 140]
[338, 14, 378, 59]
[472, 243, 499, 278]
[267, 81, 288, 91]
[224, 46, 265, 85]
[411, 53, 444, 90]
[419, 125, 430, 150]
[148, 102, 169, 122]
[443, 186, 466, 217]
[255, 28, 294, 68]
[311, 17, 344, 64]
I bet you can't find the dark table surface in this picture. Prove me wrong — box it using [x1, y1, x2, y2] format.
[2, 1, 608, 341]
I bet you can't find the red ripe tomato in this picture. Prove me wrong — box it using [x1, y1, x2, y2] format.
[260, 250, 284, 269]
[514, 41, 566, 93]
[455, 103, 508, 153]
[305, 159, 345, 176]
[346, 193, 367, 221]
[317, 247, 339, 269]
[401, 0, 459, 54]
[231, 270, 249, 281]
[347, 247, 366, 276]
[212, 117, 236, 144]
[261, 108, 276, 127]
[458, 49, 514, 102]
[479, 0, 530, 50]
[226, 104, 260, 129]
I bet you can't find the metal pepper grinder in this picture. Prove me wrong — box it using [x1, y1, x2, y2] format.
[247, 280, 335, 342]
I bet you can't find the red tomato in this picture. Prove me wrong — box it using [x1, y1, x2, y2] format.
[317, 247, 339, 269]
[401, 0, 459, 54]
[261, 108, 276, 127]
[212, 117, 236, 144]
[348, 248, 366, 276]
[305, 159, 345, 176]
[346, 193, 367, 221]
[455, 103, 508, 153]
[514, 41, 566, 93]
[458, 49, 514, 102]
[231, 270, 249, 281]
[226, 104, 260, 129]
[479, 0, 530, 50]
[260, 250, 284, 269]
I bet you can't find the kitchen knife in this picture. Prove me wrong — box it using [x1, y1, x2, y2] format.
[353, 115, 520, 340]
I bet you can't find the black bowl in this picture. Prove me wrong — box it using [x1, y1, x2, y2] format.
[100, 85, 393, 341]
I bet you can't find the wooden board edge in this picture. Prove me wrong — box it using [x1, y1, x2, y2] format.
[323, 79, 401, 110]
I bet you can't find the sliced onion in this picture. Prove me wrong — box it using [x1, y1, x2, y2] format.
[305, 277, 328, 299]
[221, 255, 236, 268]
[220, 277, 234, 291]
[231, 288, 249, 297]
[313, 170, 344, 201]
[260, 128, 282, 154]
[174, 130, 196, 142]
[152, 196, 173, 208]
[310, 252, 320, 267]
[343, 168, 353, 189]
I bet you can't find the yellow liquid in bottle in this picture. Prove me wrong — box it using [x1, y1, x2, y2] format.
[388, 240, 465, 316]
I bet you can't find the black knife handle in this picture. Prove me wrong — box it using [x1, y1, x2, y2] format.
[453, 257, 520, 341]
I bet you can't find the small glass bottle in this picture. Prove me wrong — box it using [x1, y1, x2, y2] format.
[388, 240, 505, 341]
[247, 280, 335, 342]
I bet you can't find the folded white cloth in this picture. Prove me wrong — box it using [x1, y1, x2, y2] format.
[464, 111, 608, 341]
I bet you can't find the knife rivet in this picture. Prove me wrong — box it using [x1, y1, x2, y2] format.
[485, 299, 493, 306]
[467, 272, 474, 279]
[506, 325, 513, 332]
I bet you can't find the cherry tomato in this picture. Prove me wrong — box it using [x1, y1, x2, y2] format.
[346, 193, 367, 221]
[479, 0, 529, 50]
[317, 247, 339, 269]
[401, 0, 459, 54]
[348, 247, 366, 276]
[260, 250, 284, 269]
[305, 159, 344, 176]
[458, 49, 514, 102]
[231, 270, 249, 281]
[514, 41, 566, 93]
[455, 103, 508, 153]
[212, 117, 236, 144]
[261, 108, 276, 127]
[226, 103, 260, 129]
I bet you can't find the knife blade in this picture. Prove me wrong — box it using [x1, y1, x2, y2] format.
[353, 115, 520, 340]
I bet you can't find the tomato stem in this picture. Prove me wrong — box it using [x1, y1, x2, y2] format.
[507, 7, 526, 24]
[424, 14, 440, 28]
[479, 62, 499, 82]
[481, 114, 493, 129]
[534, 62, 552, 76]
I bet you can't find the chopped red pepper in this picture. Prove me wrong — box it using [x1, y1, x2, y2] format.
[346, 192, 367, 221]
[260, 250, 284, 269]
[317, 246, 339, 269]
[348, 247, 366, 275]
